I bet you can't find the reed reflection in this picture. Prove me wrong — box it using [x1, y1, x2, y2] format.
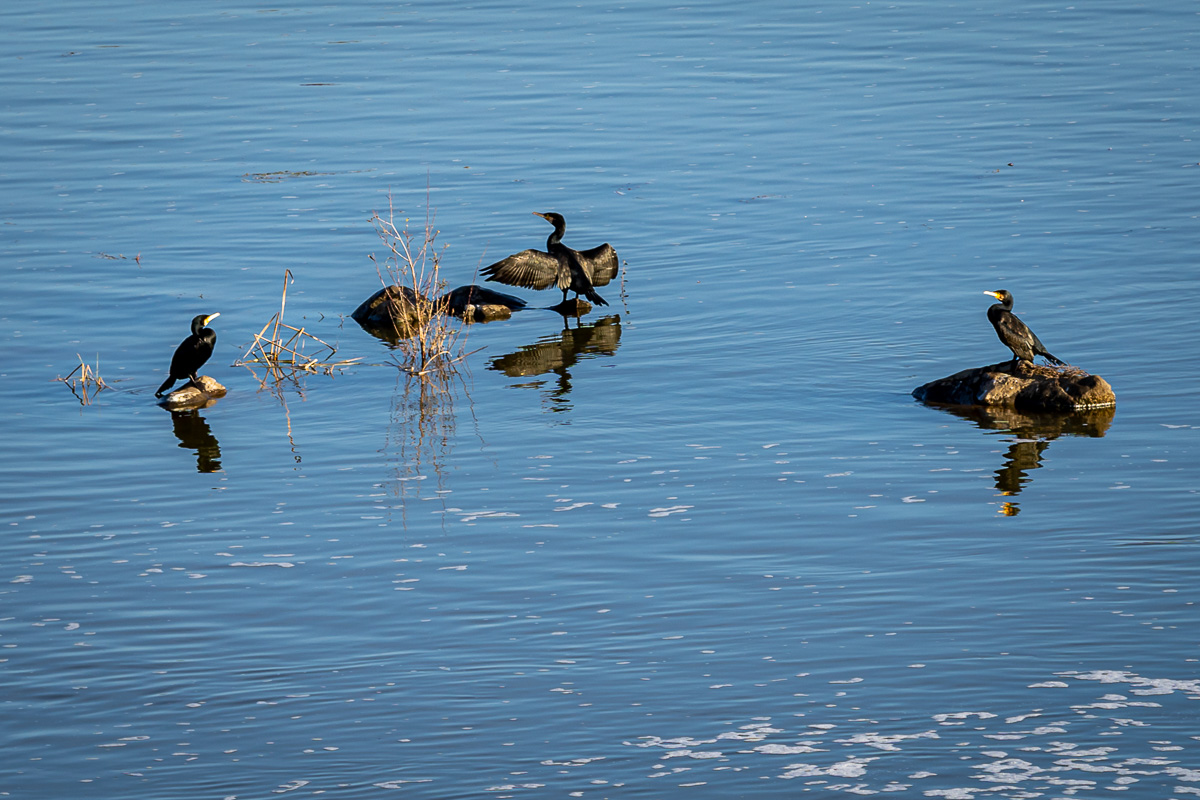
[930, 404, 1114, 515]
[488, 315, 621, 412]
[377, 368, 477, 529]
[168, 409, 222, 473]
[239, 365, 309, 464]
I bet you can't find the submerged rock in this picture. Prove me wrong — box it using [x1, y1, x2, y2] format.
[438, 284, 527, 322]
[159, 375, 226, 410]
[353, 284, 527, 340]
[913, 360, 1115, 412]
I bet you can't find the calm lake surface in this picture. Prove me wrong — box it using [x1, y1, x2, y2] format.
[3, 1, 1199, 797]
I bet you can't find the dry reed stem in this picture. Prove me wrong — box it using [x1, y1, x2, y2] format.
[56, 354, 109, 405]
[234, 268, 360, 380]
[367, 191, 469, 383]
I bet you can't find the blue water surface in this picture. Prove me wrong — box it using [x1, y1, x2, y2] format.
[2, 1, 1199, 797]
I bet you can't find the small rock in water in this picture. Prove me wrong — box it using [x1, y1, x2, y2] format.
[913, 360, 1114, 413]
[547, 297, 594, 316]
[159, 376, 226, 409]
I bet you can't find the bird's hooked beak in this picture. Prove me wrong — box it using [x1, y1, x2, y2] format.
[532, 212, 552, 221]
[983, 291, 1001, 300]
[204, 312, 221, 325]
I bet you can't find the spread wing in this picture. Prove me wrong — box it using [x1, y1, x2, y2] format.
[481, 249, 561, 290]
[576, 244, 619, 287]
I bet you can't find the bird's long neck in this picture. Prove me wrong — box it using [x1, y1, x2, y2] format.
[545, 222, 565, 248]
[987, 295, 1014, 314]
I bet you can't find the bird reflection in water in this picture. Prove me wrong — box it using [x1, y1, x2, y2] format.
[488, 315, 622, 412]
[927, 404, 1114, 515]
[169, 409, 222, 473]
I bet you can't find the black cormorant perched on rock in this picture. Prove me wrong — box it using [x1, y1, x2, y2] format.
[983, 290, 1064, 365]
[481, 212, 619, 306]
[156, 313, 220, 397]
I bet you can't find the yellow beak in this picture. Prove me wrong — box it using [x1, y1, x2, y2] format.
[204, 313, 221, 325]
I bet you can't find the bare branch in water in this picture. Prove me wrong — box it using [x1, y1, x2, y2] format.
[234, 268, 361, 385]
[56, 353, 109, 405]
[367, 189, 470, 384]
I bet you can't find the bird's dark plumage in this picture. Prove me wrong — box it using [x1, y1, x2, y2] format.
[481, 212, 619, 307]
[156, 313, 219, 397]
[983, 291, 1064, 365]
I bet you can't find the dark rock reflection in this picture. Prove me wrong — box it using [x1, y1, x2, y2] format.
[169, 409, 222, 473]
[488, 315, 621, 412]
[925, 403, 1114, 515]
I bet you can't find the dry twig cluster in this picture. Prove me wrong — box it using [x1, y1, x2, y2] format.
[234, 269, 360, 382]
[56, 354, 109, 405]
[368, 194, 471, 383]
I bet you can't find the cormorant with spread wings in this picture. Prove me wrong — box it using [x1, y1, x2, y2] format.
[482, 212, 619, 307]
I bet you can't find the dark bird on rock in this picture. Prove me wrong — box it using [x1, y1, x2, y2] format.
[983, 290, 1064, 365]
[156, 313, 220, 397]
[481, 212, 619, 307]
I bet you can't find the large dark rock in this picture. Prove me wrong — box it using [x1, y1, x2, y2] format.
[159, 375, 226, 410]
[913, 360, 1115, 413]
[351, 285, 432, 339]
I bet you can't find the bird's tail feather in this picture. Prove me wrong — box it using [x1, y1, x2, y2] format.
[584, 286, 608, 306]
